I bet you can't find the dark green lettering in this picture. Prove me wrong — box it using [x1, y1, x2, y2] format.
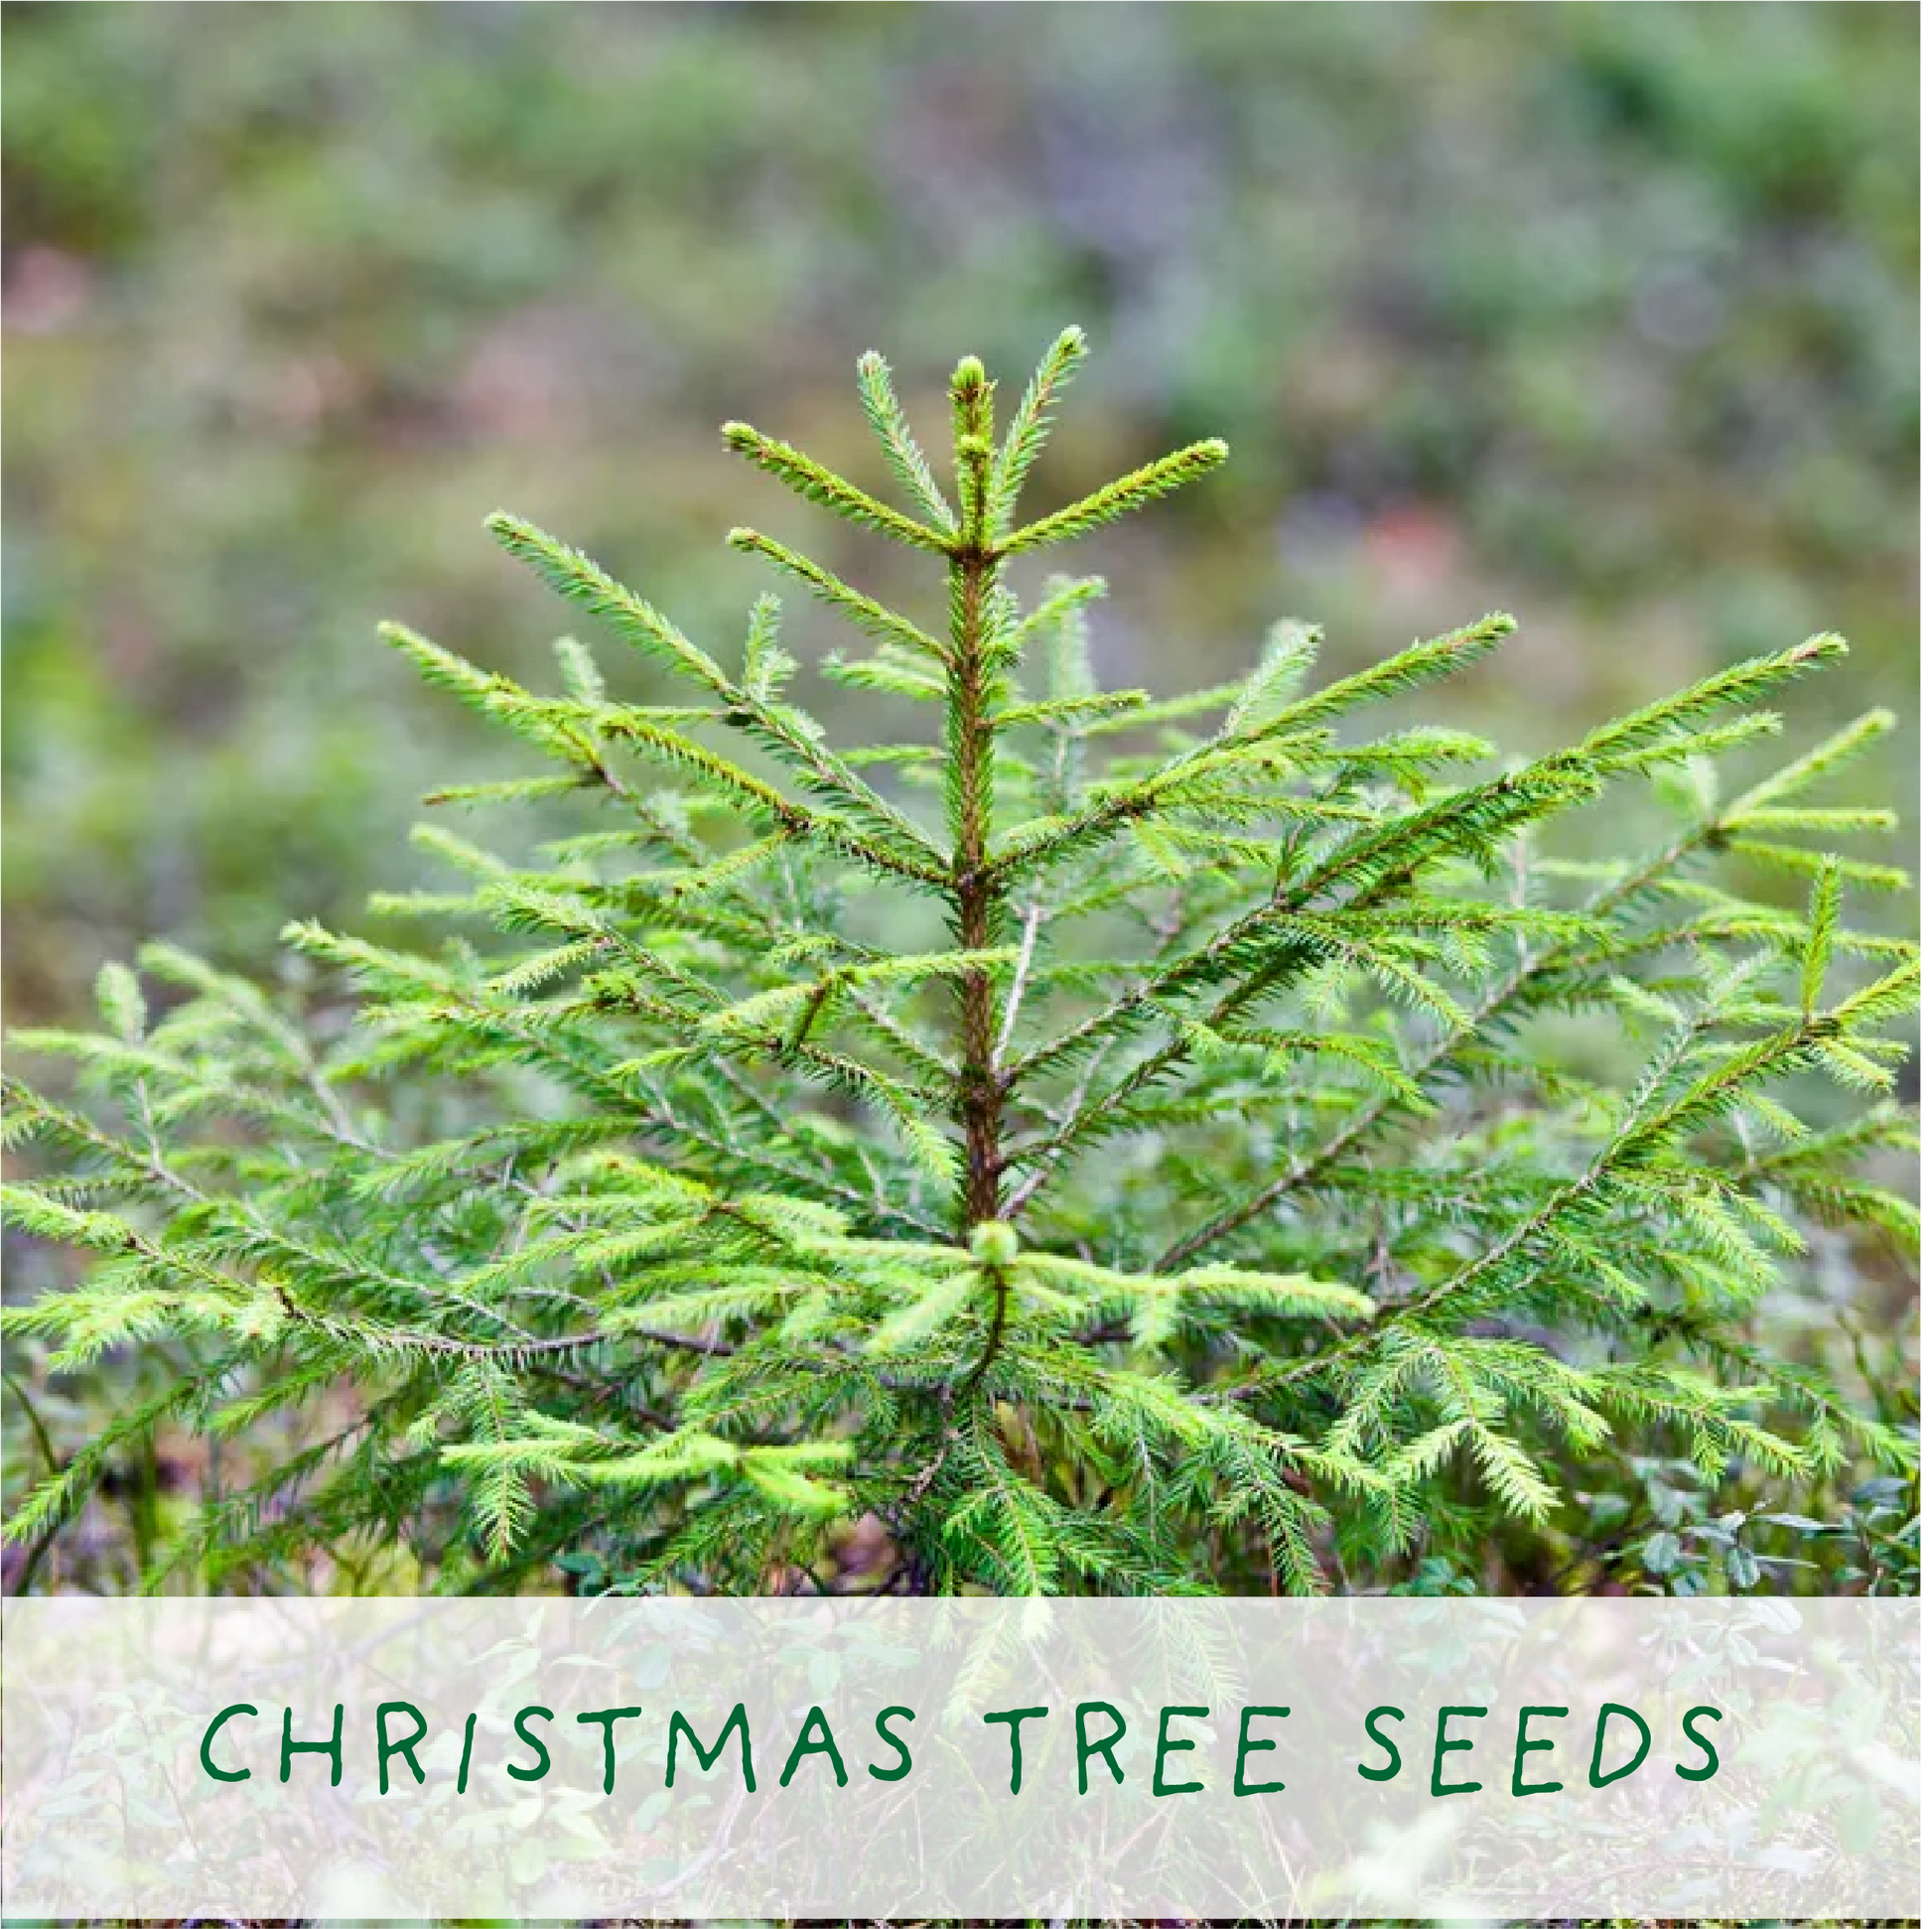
[983, 1706, 1048, 1794]
[1431, 1705, 1486, 1797]
[375, 1701, 428, 1795]
[1511, 1705, 1566, 1797]
[666, 1704, 756, 1794]
[578, 1705, 643, 1795]
[1074, 1700, 1126, 1794]
[1358, 1705, 1404, 1782]
[779, 1705, 848, 1789]
[1233, 1705, 1291, 1798]
[200, 1703, 255, 1783]
[279, 1703, 344, 1787]
[868, 1705, 915, 1783]
[1675, 1705, 1723, 1783]
[1152, 1705, 1209, 1798]
[1588, 1702, 1650, 1788]
[508, 1705, 553, 1782]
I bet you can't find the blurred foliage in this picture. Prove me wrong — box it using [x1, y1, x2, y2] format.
[3, 0, 1918, 1026]
[0, 4, 1916, 1604]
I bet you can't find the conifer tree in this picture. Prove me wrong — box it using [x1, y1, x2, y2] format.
[3, 328, 1917, 1596]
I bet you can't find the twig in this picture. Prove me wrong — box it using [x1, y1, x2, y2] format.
[994, 899, 1044, 1062]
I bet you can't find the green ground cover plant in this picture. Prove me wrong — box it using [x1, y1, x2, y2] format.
[2, 330, 1917, 1597]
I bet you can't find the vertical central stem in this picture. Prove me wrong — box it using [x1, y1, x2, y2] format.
[952, 539, 1005, 1230]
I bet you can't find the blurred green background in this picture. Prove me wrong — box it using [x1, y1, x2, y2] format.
[3, 0, 1918, 1027]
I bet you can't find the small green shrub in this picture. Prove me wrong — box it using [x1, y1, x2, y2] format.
[3, 329, 1917, 1595]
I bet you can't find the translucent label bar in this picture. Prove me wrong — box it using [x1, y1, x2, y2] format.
[2, 1596, 1916, 1917]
